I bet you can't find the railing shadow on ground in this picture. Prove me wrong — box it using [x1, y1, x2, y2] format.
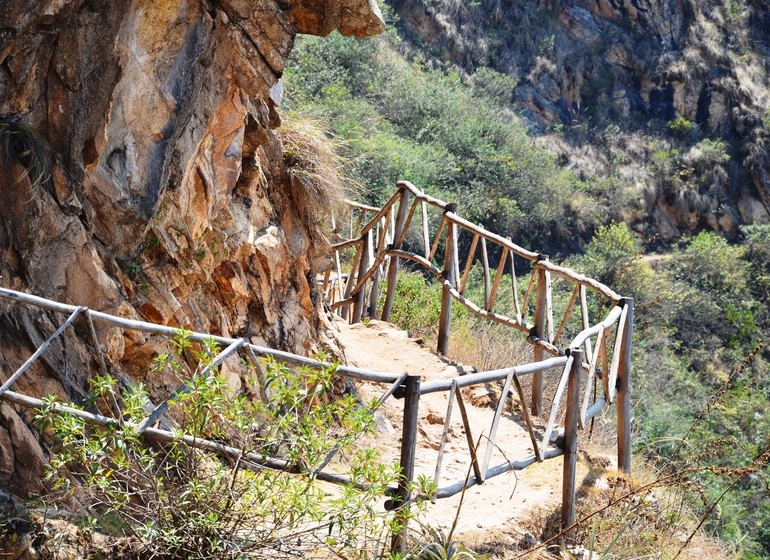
[0, 181, 632, 552]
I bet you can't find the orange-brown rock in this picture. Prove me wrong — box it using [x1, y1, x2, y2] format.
[0, 0, 383, 496]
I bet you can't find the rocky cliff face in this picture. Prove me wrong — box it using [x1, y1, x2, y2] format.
[0, 0, 383, 496]
[391, 0, 770, 240]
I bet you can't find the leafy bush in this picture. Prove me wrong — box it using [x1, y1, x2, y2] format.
[668, 116, 695, 139]
[284, 26, 591, 253]
[742, 224, 770, 309]
[35, 331, 399, 559]
[384, 271, 443, 341]
[567, 222, 653, 304]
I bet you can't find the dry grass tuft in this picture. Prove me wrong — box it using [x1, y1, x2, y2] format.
[279, 115, 350, 237]
[515, 462, 738, 560]
[448, 320, 531, 372]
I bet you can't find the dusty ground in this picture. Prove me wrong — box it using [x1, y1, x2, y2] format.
[333, 318, 593, 554]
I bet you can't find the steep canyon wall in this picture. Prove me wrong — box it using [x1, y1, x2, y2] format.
[0, 0, 383, 495]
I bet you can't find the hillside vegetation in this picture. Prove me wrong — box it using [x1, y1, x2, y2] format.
[286, 10, 599, 255]
[389, 0, 770, 241]
[284, 4, 770, 557]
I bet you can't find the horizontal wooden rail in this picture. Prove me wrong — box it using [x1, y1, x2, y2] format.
[568, 304, 623, 349]
[444, 211, 539, 262]
[419, 356, 568, 394]
[430, 447, 565, 500]
[331, 237, 362, 252]
[388, 249, 532, 333]
[0, 177, 633, 553]
[534, 260, 622, 303]
[394, 182, 539, 261]
[0, 306, 85, 397]
[344, 199, 380, 212]
[0, 288, 402, 385]
[353, 190, 401, 239]
[584, 396, 606, 424]
[329, 180, 634, 515]
[396, 180, 449, 211]
[0, 389, 370, 489]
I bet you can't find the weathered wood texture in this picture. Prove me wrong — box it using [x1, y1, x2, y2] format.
[0, 173, 633, 548]
[532, 257, 549, 416]
[616, 298, 634, 473]
[562, 348, 582, 542]
[390, 375, 421, 554]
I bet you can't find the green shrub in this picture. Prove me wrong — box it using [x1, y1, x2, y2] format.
[385, 271, 443, 340]
[743, 225, 770, 307]
[668, 116, 695, 139]
[284, 26, 590, 253]
[35, 331, 399, 559]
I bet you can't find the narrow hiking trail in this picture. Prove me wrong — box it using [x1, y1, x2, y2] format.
[333, 318, 581, 547]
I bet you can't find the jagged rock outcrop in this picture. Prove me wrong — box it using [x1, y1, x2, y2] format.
[0, 0, 383, 496]
[391, 0, 770, 239]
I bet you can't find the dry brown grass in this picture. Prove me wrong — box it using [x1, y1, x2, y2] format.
[279, 116, 350, 237]
[448, 320, 531, 372]
[0, 118, 52, 196]
[513, 460, 739, 560]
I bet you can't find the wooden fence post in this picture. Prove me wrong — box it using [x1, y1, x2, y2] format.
[367, 220, 385, 318]
[531, 255, 549, 416]
[352, 231, 372, 323]
[390, 375, 421, 554]
[340, 241, 363, 322]
[382, 187, 411, 322]
[562, 347, 582, 543]
[437, 205, 457, 357]
[616, 297, 633, 473]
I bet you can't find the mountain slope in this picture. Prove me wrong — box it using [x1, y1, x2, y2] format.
[391, 0, 770, 240]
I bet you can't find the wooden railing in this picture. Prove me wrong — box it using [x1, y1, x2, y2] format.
[322, 180, 632, 473]
[0, 184, 632, 551]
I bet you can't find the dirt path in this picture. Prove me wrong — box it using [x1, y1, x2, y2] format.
[333, 318, 567, 543]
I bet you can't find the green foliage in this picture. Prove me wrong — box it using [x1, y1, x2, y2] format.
[668, 116, 695, 139]
[672, 231, 747, 296]
[724, 0, 747, 24]
[385, 271, 443, 340]
[568, 222, 653, 303]
[470, 66, 517, 104]
[408, 524, 482, 559]
[742, 225, 770, 309]
[284, 11, 770, 557]
[691, 138, 730, 166]
[285, 27, 590, 253]
[590, 224, 770, 557]
[35, 330, 400, 559]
